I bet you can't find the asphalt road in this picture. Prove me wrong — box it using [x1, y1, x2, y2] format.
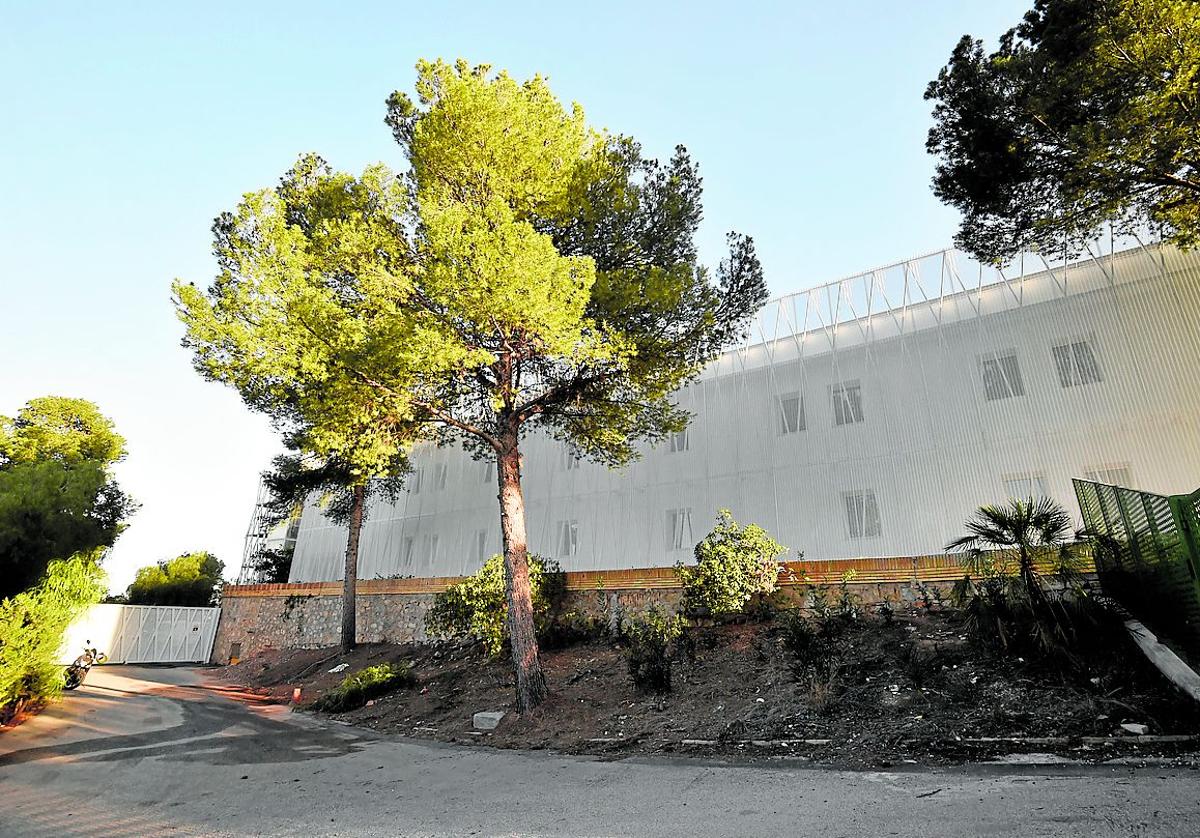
[0, 666, 1197, 837]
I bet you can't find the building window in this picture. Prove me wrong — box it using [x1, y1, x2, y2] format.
[483, 460, 495, 484]
[1003, 472, 1048, 500]
[562, 445, 581, 471]
[1084, 464, 1132, 487]
[409, 467, 423, 494]
[832, 381, 864, 426]
[433, 463, 448, 491]
[1052, 339, 1103, 388]
[402, 535, 415, 564]
[669, 428, 690, 453]
[777, 392, 804, 434]
[980, 351, 1025, 401]
[666, 508, 693, 551]
[424, 534, 440, 564]
[556, 520, 579, 558]
[843, 490, 881, 538]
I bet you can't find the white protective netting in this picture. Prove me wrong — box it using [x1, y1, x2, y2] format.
[286, 238, 1200, 583]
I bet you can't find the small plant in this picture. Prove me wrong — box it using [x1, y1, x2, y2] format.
[281, 593, 313, 620]
[915, 581, 943, 610]
[898, 642, 941, 688]
[425, 554, 564, 657]
[781, 609, 833, 668]
[624, 607, 687, 693]
[835, 570, 860, 623]
[781, 610, 843, 711]
[807, 584, 833, 622]
[798, 660, 841, 714]
[310, 661, 415, 713]
[676, 510, 787, 618]
[875, 594, 896, 625]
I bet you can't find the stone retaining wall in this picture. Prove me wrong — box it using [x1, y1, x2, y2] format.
[212, 555, 987, 663]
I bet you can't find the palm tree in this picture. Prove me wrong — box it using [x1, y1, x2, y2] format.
[947, 496, 1089, 655]
[947, 496, 1077, 594]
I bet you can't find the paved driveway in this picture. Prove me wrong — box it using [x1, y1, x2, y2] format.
[0, 666, 1197, 837]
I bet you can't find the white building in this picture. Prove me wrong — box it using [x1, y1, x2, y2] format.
[284, 240, 1200, 583]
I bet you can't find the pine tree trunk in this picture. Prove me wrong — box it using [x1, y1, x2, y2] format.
[341, 483, 366, 654]
[496, 438, 548, 713]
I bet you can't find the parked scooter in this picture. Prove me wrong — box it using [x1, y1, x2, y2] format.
[63, 642, 108, 690]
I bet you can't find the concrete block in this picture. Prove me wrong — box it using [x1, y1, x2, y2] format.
[473, 710, 506, 730]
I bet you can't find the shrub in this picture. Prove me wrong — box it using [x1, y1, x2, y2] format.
[780, 609, 843, 711]
[624, 607, 687, 693]
[677, 510, 787, 617]
[835, 570, 860, 623]
[538, 610, 607, 650]
[0, 552, 106, 722]
[425, 554, 564, 657]
[807, 583, 833, 622]
[780, 609, 835, 669]
[310, 662, 415, 713]
[126, 551, 224, 606]
[875, 595, 896, 625]
[948, 496, 1096, 661]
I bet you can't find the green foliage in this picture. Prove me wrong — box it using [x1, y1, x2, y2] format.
[376, 60, 768, 468]
[0, 398, 135, 599]
[948, 496, 1095, 659]
[915, 581, 944, 610]
[780, 609, 845, 712]
[537, 610, 607, 650]
[126, 552, 224, 607]
[677, 510, 787, 617]
[0, 396, 126, 467]
[249, 546, 294, 584]
[246, 452, 407, 585]
[0, 552, 106, 721]
[173, 155, 415, 493]
[926, 0, 1200, 260]
[835, 570, 861, 623]
[623, 607, 687, 693]
[424, 554, 564, 657]
[807, 583, 833, 622]
[875, 595, 897, 625]
[177, 58, 766, 707]
[310, 661, 416, 713]
[780, 609, 836, 669]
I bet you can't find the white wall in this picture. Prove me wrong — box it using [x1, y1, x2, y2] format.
[288, 243, 1200, 582]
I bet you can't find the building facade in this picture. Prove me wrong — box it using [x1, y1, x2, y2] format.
[284, 240, 1200, 583]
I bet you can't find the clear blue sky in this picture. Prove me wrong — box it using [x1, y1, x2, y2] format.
[0, 1, 1029, 592]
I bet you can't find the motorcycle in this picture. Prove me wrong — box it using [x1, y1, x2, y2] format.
[63, 642, 108, 690]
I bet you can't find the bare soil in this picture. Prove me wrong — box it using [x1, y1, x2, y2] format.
[211, 609, 1200, 768]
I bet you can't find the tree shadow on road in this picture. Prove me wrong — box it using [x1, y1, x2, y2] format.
[0, 681, 368, 767]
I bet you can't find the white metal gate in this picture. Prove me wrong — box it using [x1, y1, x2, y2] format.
[61, 604, 221, 664]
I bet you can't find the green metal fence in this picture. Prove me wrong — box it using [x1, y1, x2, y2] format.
[1074, 479, 1200, 658]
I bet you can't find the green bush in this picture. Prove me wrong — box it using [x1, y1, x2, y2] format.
[538, 609, 607, 650]
[0, 552, 106, 722]
[677, 510, 787, 617]
[425, 553, 564, 657]
[126, 551, 223, 606]
[780, 609, 836, 669]
[310, 662, 416, 713]
[624, 607, 687, 693]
